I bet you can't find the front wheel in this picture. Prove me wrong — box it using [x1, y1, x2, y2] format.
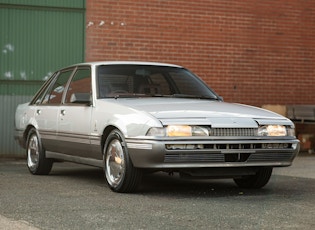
[233, 167, 273, 189]
[104, 129, 142, 193]
[26, 128, 53, 175]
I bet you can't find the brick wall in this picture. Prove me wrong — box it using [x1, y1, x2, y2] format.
[86, 0, 315, 106]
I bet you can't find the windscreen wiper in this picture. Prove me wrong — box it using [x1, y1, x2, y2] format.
[172, 94, 218, 100]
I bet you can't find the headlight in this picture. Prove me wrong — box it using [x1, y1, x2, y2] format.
[258, 125, 288, 136]
[167, 125, 192, 136]
[146, 127, 165, 137]
[146, 125, 209, 137]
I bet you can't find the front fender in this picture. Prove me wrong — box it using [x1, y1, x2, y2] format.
[93, 100, 161, 138]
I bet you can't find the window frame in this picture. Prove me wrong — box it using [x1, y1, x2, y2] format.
[96, 64, 219, 99]
[63, 66, 92, 105]
[29, 67, 76, 105]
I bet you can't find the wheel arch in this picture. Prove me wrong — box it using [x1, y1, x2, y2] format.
[101, 125, 119, 153]
[23, 125, 36, 147]
[102, 127, 143, 192]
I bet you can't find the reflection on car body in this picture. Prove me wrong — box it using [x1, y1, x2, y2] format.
[14, 61, 300, 193]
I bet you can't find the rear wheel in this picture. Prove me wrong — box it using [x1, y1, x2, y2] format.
[104, 129, 142, 193]
[26, 128, 53, 175]
[233, 167, 273, 189]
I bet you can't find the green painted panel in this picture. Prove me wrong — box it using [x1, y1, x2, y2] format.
[0, 0, 85, 9]
[0, 95, 32, 156]
[0, 1, 85, 95]
[0, 80, 44, 95]
[0, 1, 85, 157]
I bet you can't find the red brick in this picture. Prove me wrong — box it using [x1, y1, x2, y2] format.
[86, 0, 315, 106]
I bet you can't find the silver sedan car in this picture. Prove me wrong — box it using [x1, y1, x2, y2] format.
[14, 61, 300, 193]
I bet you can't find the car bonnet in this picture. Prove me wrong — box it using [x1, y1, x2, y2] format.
[114, 98, 292, 127]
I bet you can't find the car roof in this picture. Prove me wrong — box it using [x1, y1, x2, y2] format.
[70, 61, 182, 68]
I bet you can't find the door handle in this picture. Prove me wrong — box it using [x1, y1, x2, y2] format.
[61, 109, 66, 116]
[36, 109, 41, 115]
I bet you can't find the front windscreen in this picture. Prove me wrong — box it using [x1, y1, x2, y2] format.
[97, 64, 218, 99]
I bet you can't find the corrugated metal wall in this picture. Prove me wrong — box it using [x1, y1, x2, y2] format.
[0, 95, 33, 156]
[0, 0, 85, 157]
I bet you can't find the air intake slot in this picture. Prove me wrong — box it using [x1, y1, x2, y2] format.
[224, 153, 251, 162]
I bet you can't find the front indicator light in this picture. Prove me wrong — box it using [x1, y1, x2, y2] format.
[286, 127, 296, 137]
[146, 127, 165, 137]
[191, 126, 210, 136]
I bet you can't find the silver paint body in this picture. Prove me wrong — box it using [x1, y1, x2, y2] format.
[14, 62, 300, 171]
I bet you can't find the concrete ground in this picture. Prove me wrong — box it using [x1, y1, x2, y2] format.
[0, 153, 314, 229]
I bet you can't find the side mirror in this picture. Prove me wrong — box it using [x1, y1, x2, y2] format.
[217, 96, 224, 101]
[70, 93, 91, 105]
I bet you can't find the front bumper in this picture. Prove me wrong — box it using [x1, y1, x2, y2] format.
[126, 137, 300, 169]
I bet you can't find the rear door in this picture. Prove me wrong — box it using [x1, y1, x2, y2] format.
[35, 69, 74, 151]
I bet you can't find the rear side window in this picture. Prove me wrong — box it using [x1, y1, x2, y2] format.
[30, 72, 57, 105]
[42, 70, 73, 104]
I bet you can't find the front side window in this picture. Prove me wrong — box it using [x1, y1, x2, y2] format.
[65, 68, 91, 104]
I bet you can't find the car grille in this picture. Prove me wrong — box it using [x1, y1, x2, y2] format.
[211, 128, 256, 136]
[164, 152, 295, 163]
[247, 153, 294, 162]
[165, 153, 225, 163]
[164, 141, 295, 163]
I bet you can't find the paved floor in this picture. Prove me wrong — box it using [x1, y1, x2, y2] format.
[0, 154, 314, 230]
[273, 153, 315, 179]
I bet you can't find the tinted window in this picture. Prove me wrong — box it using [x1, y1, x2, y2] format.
[42, 70, 73, 104]
[30, 72, 57, 105]
[97, 65, 218, 99]
[65, 68, 91, 104]
[168, 69, 213, 96]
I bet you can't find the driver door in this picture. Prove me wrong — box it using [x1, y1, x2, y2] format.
[57, 67, 99, 159]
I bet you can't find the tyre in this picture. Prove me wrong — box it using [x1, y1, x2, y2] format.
[26, 128, 53, 175]
[233, 167, 273, 189]
[104, 129, 142, 193]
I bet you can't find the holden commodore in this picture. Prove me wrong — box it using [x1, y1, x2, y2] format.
[14, 61, 300, 193]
